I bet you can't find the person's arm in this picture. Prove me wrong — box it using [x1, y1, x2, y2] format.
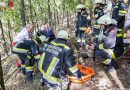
[31, 44, 40, 60]
[64, 49, 81, 78]
[118, 1, 126, 15]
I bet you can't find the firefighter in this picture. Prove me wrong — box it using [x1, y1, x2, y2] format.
[95, 15, 118, 71]
[39, 30, 82, 90]
[123, 1, 130, 59]
[12, 23, 35, 46]
[13, 35, 46, 81]
[123, 20, 130, 59]
[76, 4, 91, 49]
[37, 23, 55, 43]
[112, 0, 126, 57]
[93, 0, 104, 36]
[112, 0, 126, 29]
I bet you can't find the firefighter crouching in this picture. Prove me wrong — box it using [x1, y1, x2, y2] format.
[39, 30, 84, 90]
[95, 15, 118, 71]
[13, 35, 46, 81]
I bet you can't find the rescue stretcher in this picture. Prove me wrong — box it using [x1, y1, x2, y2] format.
[68, 64, 95, 84]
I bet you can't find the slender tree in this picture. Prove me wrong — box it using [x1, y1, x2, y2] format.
[7, 20, 12, 52]
[28, 0, 33, 23]
[0, 19, 8, 55]
[20, 0, 26, 27]
[47, 0, 52, 25]
[0, 55, 5, 90]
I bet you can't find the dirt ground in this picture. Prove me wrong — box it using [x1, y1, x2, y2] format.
[2, 49, 130, 90]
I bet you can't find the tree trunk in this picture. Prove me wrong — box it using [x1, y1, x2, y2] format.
[62, 9, 65, 23]
[67, 10, 69, 28]
[56, 11, 59, 24]
[54, 11, 57, 30]
[20, 0, 26, 27]
[78, 0, 82, 4]
[89, 0, 93, 20]
[7, 20, 12, 52]
[0, 19, 8, 55]
[34, 9, 39, 30]
[47, 0, 52, 26]
[0, 55, 5, 90]
[28, 0, 33, 23]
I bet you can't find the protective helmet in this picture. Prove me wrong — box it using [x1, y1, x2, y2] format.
[76, 4, 85, 9]
[39, 35, 46, 43]
[97, 15, 111, 25]
[94, 0, 104, 4]
[110, 19, 117, 25]
[57, 30, 69, 39]
[124, 20, 130, 32]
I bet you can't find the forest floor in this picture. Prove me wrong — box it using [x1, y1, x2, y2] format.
[2, 16, 130, 90]
[3, 54, 130, 90]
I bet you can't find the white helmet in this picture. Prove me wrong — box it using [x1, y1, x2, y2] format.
[76, 4, 85, 9]
[94, 0, 104, 4]
[110, 19, 117, 25]
[39, 35, 46, 43]
[97, 15, 111, 25]
[57, 30, 69, 39]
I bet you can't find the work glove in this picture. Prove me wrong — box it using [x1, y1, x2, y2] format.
[85, 27, 92, 35]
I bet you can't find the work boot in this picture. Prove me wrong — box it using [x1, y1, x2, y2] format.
[105, 64, 115, 72]
[26, 71, 33, 81]
[111, 60, 119, 70]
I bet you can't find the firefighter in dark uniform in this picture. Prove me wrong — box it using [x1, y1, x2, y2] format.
[13, 35, 46, 81]
[123, 1, 130, 59]
[112, 0, 126, 29]
[76, 4, 91, 48]
[93, 0, 104, 36]
[39, 30, 82, 90]
[112, 0, 126, 57]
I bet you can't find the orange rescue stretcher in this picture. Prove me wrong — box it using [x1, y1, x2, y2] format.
[68, 64, 95, 84]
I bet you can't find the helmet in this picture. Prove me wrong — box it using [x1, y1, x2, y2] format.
[76, 4, 85, 9]
[97, 15, 111, 25]
[39, 35, 46, 43]
[110, 19, 117, 25]
[94, 0, 104, 4]
[57, 30, 69, 39]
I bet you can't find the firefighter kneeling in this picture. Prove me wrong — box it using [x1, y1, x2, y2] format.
[39, 30, 85, 90]
[95, 15, 118, 71]
[13, 35, 46, 81]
